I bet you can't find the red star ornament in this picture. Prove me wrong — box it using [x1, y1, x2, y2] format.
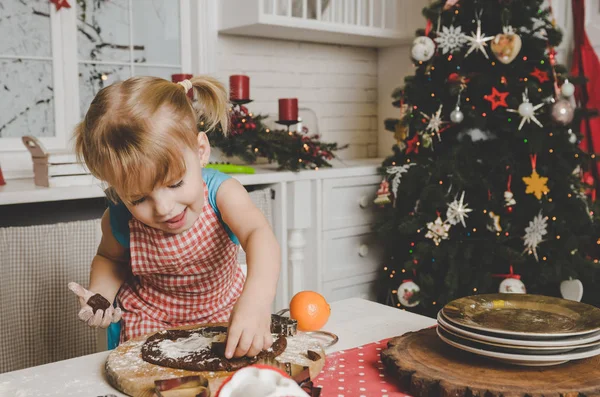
[484, 87, 509, 110]
[406, 134, 420, 154]
[530, 67, 550, 83]
[51, 0, 71, 11]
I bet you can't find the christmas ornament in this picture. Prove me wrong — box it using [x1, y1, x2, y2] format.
[507, 89, 544, 130]
[435, 25, 467, 54]
[530, 67, 550, 83]
[374, 179, 392, 206]
[448, 73, 470, 91]
[397, 280, 420, 307]
[463, 16, 494, 59]
[522, 154, 549, 200]
[394, 123, 409, 147]
[387, 164, 416, 197]
[420, 132, 433, 148]
[561, 79, 575, 97]
[450, 106, 464, 123]
[551, 98, 575, 125]
[568, 129, 578, 144]
[483, 87, 509, 110]
[487, 211, 502, 232]
[421, 105, 446, 141]
[411, 36, 436, 62]
[523, 211, 548, 261]
[493, 266, 526, 294]
[406, 134, 420, 154]
[504, 173, 516, 212]
[491, 26, 522, 64]
[560, 277, 584, 302]
[425, 215, 451, 246]
[51, 0, 71, 11]
[443, 0, 460, 10]
[446, 191, 473, 227]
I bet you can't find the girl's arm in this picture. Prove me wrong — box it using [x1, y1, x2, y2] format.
[217, 179, 281, 359]
[68, 209, 129, 328]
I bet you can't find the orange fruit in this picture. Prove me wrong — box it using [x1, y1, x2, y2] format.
[289, 291, 331, 331]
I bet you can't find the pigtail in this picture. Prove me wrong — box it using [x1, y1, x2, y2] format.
[189, 76, 229, 135]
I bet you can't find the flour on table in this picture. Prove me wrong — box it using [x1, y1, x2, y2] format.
[157, 334, 213, 359]
[276, 332, 325, 367]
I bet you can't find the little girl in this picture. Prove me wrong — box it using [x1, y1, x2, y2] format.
[68, 75, 280, 359]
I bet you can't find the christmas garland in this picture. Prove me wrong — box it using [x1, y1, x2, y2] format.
[206, 104, 345, 172]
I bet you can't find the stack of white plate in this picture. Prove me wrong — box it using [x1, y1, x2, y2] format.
[436, 293, 600, 366]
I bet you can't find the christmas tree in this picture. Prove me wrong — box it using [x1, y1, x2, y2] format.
[377, 0, 600, 317]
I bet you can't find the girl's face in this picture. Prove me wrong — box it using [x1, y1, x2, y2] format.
[122, 135, 210, 234]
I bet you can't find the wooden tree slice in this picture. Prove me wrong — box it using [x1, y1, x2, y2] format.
[105, 323, 326, 397]
[381, 327, 600, 397]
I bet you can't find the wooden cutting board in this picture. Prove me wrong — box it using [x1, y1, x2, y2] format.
[105, 323, 326, 397]
[381, 327, 600, 397]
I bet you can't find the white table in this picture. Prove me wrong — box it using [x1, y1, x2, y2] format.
[0, 298, 436, 397]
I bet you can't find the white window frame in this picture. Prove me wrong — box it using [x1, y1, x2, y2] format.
[1, 0, 194, 179]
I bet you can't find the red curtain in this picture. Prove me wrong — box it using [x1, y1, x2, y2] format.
[571, 0, 600, 189]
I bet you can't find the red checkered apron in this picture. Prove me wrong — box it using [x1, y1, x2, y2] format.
[117, 185, 245, 341]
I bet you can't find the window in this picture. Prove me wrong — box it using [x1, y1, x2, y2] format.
[0, 0, 191, 178]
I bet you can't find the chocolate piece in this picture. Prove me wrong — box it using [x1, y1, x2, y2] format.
[210, 334, 227, 357]
[306, 350, 320, 361]
[87, 293, 111, 313]
[142, 326, 287, 372]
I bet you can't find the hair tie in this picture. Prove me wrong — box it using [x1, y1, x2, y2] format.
[177, 79, 193, 93]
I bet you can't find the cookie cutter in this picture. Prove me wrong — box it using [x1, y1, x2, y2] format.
[274, 309, 338, 348]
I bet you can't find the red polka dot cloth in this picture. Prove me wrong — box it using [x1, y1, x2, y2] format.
[313, 339, 412, 397]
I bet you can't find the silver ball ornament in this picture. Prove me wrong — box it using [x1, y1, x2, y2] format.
[518, 102, 534, 117]
[568, 131, 578, 144]
[411, 36, 436, 62]
[561, 80, 575, 97]
[450, 107, 464, 123]
[552, 99, 575, 125]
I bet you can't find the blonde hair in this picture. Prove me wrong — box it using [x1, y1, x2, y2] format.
[74, 75, 229, 203]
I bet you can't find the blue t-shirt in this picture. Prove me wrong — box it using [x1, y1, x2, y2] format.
[108, 168, 239, 247]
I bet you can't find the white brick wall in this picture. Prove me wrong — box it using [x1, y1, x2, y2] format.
[217, 35, 379, 159]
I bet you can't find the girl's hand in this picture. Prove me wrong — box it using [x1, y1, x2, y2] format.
[225, 294, 273, 359]
[68, 282, 122, 328]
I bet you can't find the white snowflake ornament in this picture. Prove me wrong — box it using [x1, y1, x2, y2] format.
[435, 25, 468, 54]
[507, 89, 544, 130]
[425, 216, 451, 246]
[463, 18, 494, 59]
[523, 211, 548, 261]
[446, 191, 473, 227]
[421, 105, 446, 141]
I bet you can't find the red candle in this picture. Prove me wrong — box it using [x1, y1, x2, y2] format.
[278, 98, 298, 121]
[171, 73, 194, 99]
[0, 164, 5, 186]
[230, 75, 250, 101]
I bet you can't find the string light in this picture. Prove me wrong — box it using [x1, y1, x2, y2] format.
[254, 148, 259, 153]
[596, 239, 600, 245]
[466, 97, 471, 102]
[473, 288, 478, 292]
[482, 113, 487, 117]
[592, 154, 597, 159]
[472, 228, 477, 232]
[397, 303, 401, 307]
[483, 209, 487, 214]
[549, 149, 554, 153]
[448, 55, 453, 61]
[491, 61, 496, 66]
[315, 167, 319, 171]
[508, 118, 512, 122]
[410, 242, 415, 246]
[392, 161, 396, 165]
[524, 139, 528, 143]
[568, 193, 572, 198]
[439, 180, 443, 184]
[541, 60, 545, 65]
[575, 154, 579, 158]
[552, 216, 557, 221]
[433, 301, 437, 305]
[549, 132, 553, 136]
[548, 197, 553, 202]
[392, 290, 398, 294]
[200, 121, 205, 126]
[556, 235, 561, 239]
[384, 267, 388, 271]
[595, 259, 600, 264]
[266, 128, 270, 133]
[543, 256, 547, 261]
[242, 118, 246, 123]
[431, 93, 435, 97]
[249, 112, 253, 117]
[389, 274, 394, 278]
[402, 269, 406, 273]
[101, 74, 108, 81]
[298, 158, 302, 163]
[523, 56, 528, 61]
[505, 232, 509, 236]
